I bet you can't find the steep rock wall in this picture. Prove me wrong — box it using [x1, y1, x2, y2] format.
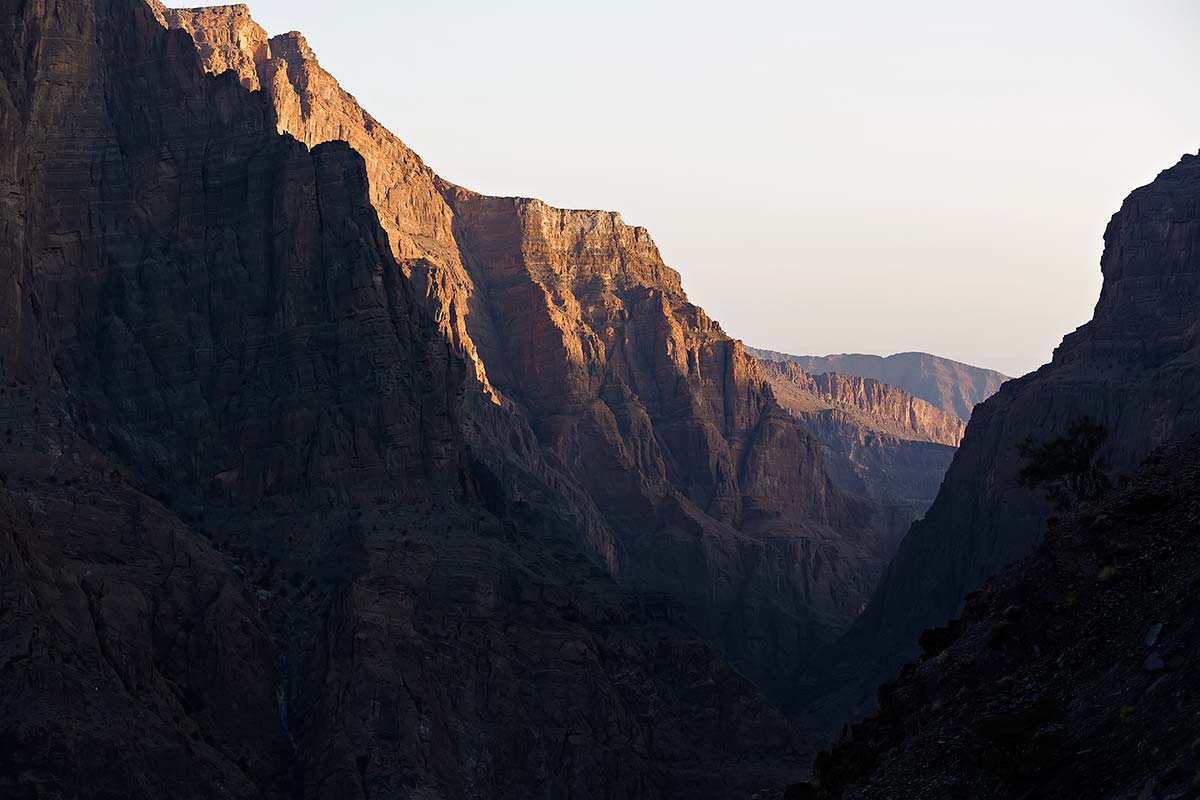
[149, 2, 896, 699]
[0, 0, 814, 796]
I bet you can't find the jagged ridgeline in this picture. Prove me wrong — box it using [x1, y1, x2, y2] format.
[0, 0, 940, 796]
[748, 349, 1008, 423]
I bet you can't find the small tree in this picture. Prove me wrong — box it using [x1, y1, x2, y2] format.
[1017, 416, 1111, 511]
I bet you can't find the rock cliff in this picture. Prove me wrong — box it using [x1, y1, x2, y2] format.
[0, 0, 925, 795]
[0, 0, 820, 795]
[801, 151, 1200, 736]
[147, 1, 899, 699]
[751, 349, 1007, 422]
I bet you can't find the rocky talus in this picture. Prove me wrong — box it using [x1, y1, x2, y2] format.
[751, 348, 1007, 422]
[801, 151, 1200, 737]
[147, 1, 899, 700]
[797, 439, 1200, 800]
[0, 0, 818, 796]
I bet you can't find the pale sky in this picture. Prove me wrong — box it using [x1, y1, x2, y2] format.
[226, 0, 1200, 377]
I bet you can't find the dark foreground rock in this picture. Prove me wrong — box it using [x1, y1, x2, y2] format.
[798, 439, 1200, 799]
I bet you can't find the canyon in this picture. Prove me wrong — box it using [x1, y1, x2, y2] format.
[149, 4, 900, 687]
[0, 0, 988, 795]
[149, 0, 1007, 700]
[0, 0, 814, 795]
[8, 0, 1191, 797]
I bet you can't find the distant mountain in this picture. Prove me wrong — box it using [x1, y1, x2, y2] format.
[0, 0, 914, 794]
[756, 360, 963, 547]
[758, 361, 966, 447]
[748, 349, 1008, 421]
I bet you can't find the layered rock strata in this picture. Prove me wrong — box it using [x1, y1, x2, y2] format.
[757, 359, 962, 549]
[147, 1, 898, 699]
[0, 0, 816, 795]
[750, 348, 1007, 422]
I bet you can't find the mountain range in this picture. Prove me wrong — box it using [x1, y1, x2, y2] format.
[0, 0, 997, 795]
[4, 1, 1195, 798]
[748, 349, 1009, 423]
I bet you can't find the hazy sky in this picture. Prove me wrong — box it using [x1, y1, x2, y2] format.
[227, 0, 1200, 377]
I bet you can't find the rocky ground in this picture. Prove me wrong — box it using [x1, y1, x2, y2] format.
[794, 438, 1200, 799]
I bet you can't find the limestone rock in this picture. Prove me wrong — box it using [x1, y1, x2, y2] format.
[758, 360, 967, 447]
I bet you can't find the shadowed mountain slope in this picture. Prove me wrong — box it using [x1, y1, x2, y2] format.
[147, 1, 909, 700]
[799, 149, 1200, 739]
[0, 0, 959, 795]
[799, 438, 1200, 799]
[0, 0, 823, 796]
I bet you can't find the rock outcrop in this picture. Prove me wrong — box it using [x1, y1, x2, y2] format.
[800, 150, 1200, 736]
[0, 0, 819, 796]
[751, 349, 1007, 422]
[146, 1, 899, 700]
[799, 439, 1200, 799]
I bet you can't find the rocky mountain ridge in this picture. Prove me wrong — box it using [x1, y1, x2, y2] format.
[0, 0, 982, 794]
[750, 348, 1008, 422]
[758, 360, 966, 447]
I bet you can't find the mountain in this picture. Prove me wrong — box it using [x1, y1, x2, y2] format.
[749, 349, 1008, 422]
[758, 362, 966, 448]
[756, 359, 963, 546]
[146, 1, 907, 703]
[797, 438, 1200, 799]
[800, 150, 1200, 737]
[0, 0, 908, 795]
